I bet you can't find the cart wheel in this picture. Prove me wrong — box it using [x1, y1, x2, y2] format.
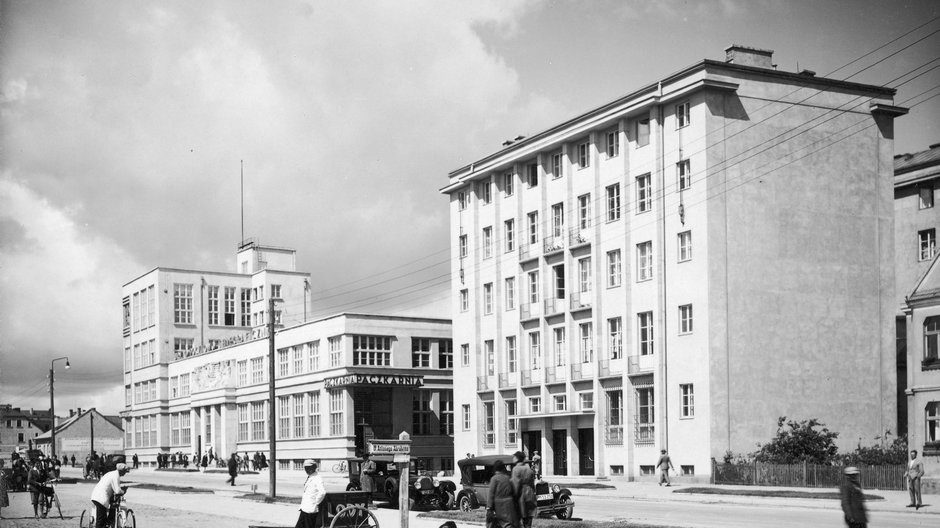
[329, 505, 378, 528]
[121, 509, 136, 528]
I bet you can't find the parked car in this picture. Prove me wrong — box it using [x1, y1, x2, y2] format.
[100, 454, 127, 474]
[345, 457, 456, 510]
[456, 455, 574, 519]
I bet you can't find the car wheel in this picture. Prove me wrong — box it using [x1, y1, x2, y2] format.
[441, 491, 455, 510]
[555, 494, 573, 519]
[346, 483, 361, 492]
[459, 495, 473, 512]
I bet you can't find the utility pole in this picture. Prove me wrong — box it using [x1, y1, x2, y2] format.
[90, 412, 95, 456]
[49, 356, 70, 459]
[267, 296, 277, 499]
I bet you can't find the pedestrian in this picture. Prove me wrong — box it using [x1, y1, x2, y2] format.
[170, 453, 177, 468]
[27, 459, 50, 518]
[487, 459, 518, 528]
[840, 466, 867, 528]
[226, 453, 238, 486]
[201, 454, 208, 472]
[360, 453, 377, 493]
[531, 451, 542, 480]
[71, 455, 76, 467]
[132, 453, 139, 469]
[260, 452, 268, 470]
[906, 449, 925, 509]
[296, 459, 326, 528]
[0, 459, 10, 520]
[510, 451, 536, 528]
[91, 463, 128, 528]
[253, 452, 260, 471]
[243, 452, 251, 472]
[656, 449, 675, 487]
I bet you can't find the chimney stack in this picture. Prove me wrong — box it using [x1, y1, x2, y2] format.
[725, 45, 775, 69]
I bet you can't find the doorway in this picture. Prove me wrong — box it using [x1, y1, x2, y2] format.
[578, 428, 594, 475]
[552, 429, 568, 476]
[522, 430, 542, 460]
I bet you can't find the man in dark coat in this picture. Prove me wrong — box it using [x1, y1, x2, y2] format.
[360, 453, 377, 493]
[840, 466, 867, 528]
[510, 451, 536, 528]
[226, 453, 238, 486]
[487, 460, 518, 528]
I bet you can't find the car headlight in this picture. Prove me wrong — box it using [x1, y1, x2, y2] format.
[552, 484, 561, 493]
[433, 479, 440, 487]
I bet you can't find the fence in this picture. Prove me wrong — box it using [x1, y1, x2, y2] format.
[712, 461, 907, 490]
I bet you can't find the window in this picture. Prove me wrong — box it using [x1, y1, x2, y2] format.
[483, 227, 493, 259]
[251, 401, 267, 441]
[147, 285, 154, 326]
[290, 346, 303, 374]
[329, 391, 344, 436]
[461, 343, 470, 366]
[170, 376, 179, 398]
[169, 413, 180, 446]
[237, 360, 247, 386]
[637, 241, 653, 281]
[607, 249, 622, 287]
[278, 349, 290, 377]
[677, 159, 691, 191]
[528, 331, 542, 369]
[553, 394, 568, 412]
[485, 340, 495, 375]
[459, 289, 469, 312]
[578, 194, 591, 229]
[579, 322, 594, 363]
[305, 341, 319, 372]
[676, 101, 690, 128]
[481, 180, 492, 204]
[608, 317, 623, 360]
[636, 386, 655, 442]
[636, 174, 651, 213]
[529, 397, 542, 414]
[223, 287, 236, 326]
[278, 396, 291, 439]
[506, 399, 518, 443]
[483, 283, 493, 314]
[125, 385, 131, 406]
[353, 335, 391, 366]
[413, 392, 432, 435]
[925, 317, 940, 362]
[412, 338, 431, 368]
[506, 336, 517, 373]
[132, 292, 140, 332]
[553, 264, 565, 299]
[254, 286, 263, 301]
[180, 373, 190, 396]
[551, 152, 562, 179]
[440, 392, 454, 435]
[579, 392, 594, 411]
[458, 190, 469, 210]
[439, 339, 454, 369]
[578, 141, 590, 169]
[173, 283, 193, 324]
[462, 404, 472, 431]
[174, 337, 194, 360]
[483, 402, 495, 445]
[679, 304, 693, 334]
[919, 229, 936, 261]
[504, 172, 514, 196]
[611, 465, 625, 476]
[605, 184, 621, 222]
[920, 186, 934, 209]
[638, 311, 654, 356]
[309, 391, 321, 437]
[927, 402, 940, 443]
[527, 211, 539, 244]
[551, 203, 565, 238]
[527, 271, 539, 303]
[206, 285, 219, 325]
[680, 384, 694, 418]
[240, 288, 251, 326]
[527, 162, 538, 187]
[271, 284, 282, 299]
[250, 356, 264, 384]
[329, 336, 343, 367]
[459, 235, 468, 259]
[578, 257, 592, 293]
[553, 327, 567, 367]
[504, 219, 515, 252]
[678, 231, 692, 262]
[681, 465, 695, 476]
[636, 118, 650, 147]
[505, 277, 516, 311]
[606, 129, 619, 158]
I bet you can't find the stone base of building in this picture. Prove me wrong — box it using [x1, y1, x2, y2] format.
[923, 477, 940, 495]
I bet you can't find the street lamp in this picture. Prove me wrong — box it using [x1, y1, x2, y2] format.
[50, 356, 70, 460]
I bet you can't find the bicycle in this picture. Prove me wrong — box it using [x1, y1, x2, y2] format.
[332, 460, 348, 473]
[41, 478, 64, 520]
[80, 487, 136, 528]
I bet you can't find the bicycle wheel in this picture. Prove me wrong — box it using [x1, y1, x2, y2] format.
[120, 508, 136, 528]
[79, 509, 93, 528]
[329, 505, 377, 528]
[53, 492, 63, 519]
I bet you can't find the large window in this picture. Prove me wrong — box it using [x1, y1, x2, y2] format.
[412, 338, 431, 368]
[483, 402, 495, 445]
[440, 392, 454, 435]
[485, 340, 495, 375]
[578, 194, 591, 229]
[527, 211, 539, 244]
[483, 283, 494, 315]
[238, 404, 249, 442]
[925, 317, 940, 362]
[607, 249, 622, 288]
[293, 346, 304, 374]
[606, 184, 621, 222]
[413, 391, 432, 435]
[636, 386, 655, 443]
[920, 229, 937, 261]
[927, 402, 940, 443]
[173, 283, 193, 324]
[527, 271, 539, 303]
[439, 339, 453, 369]
[529, 331, 542, 369]
[278, 349, 290, 378]
[579, 257, 592, 293]
[462, 404, 472, 431]
[353, 335, 391, 366]
[504, 219, 515, 252]
[680, 384, 694, 418]
[329, 336, 343, 367]
[551, 203, 565, 238]
[636, 174, 651, 213]
[208, 285, 220, 325]
[637, 241, 653, 281]
[293, 393, 307, 438]
[678, 231, 692, 262]
[250, 356, 265, 384]
[483, 227, 493, 259]
[224, 287, 236, 325]
[679, 304, 693, 335]
[553, 327, 567, 367]
[505, 277, 516, 311]
[237, 361, 247, 387]
[278, 396, 291, 439]
[579, 322, 594, 363]
[329, 391, 344, 436]
[309, 391, 321, 437]
[638, 312, 654, 356]
[240, 288, 251, 326]
[506, 399, 518, 444]
[607, 389, 623, 444]
[506, 336, 517, 373]
[251, 401, 267, 441]
[677, 159, 691, 190]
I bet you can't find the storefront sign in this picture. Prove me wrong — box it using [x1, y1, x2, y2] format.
[324, 374, 424, 388]
[61, 438, 124, 453]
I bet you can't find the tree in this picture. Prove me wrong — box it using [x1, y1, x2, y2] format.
[839, 432, 908, 465]
[751, 417, 839, 464]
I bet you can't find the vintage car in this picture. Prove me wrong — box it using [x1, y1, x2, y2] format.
[456, 455, 574, 519]
[345, 458, 456, 510]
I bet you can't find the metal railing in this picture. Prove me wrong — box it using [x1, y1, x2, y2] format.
[570, 291, 592, 311]
[543, 235, 565, 253]
[599, 359, 623, 377]
[477, 376, 489, 391]
[520, 302, 541, 321]
[546, 366, 567, 383]
[544, 297, 565, 315]
[569, 227, 592, 247]
[498, 373, 510, 388]
[519, 242, 538, 261]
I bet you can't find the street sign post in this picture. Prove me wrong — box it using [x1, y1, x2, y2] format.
[367, 431, 411, 528]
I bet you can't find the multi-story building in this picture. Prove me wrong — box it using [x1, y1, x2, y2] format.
[442, 45, 906, 481]
[0, 405, 55, 451]
[121, 242, 454, 471]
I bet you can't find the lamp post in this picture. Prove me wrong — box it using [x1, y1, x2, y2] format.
[49, 356, 70, 460]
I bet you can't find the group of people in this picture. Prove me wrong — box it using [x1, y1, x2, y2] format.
[485, 451, 540, 528]
[0, 453, 58, 519]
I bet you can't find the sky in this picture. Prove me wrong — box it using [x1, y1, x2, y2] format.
[1, 0, 938, 415]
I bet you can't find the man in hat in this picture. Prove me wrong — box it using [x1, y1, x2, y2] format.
[906, 449, 925, 509]
[296, 459, 326, 528]
[510, 451, 536, 528]
[360, 453, 377, 494]
[657, 450, 675, 487]
[840, 466, 867, 528]
[91, 462, 129, 528]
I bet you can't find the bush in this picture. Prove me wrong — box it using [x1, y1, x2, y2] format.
[838, 432, 908, 466]
[751, 417, 839, 464]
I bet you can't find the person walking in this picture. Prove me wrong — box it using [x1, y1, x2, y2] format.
[510, 451, 536, 528]
[0, 459, 10, 520]
[260, 452, 268, 470]
[226, 453, 238, 486]
[27, 459, 50, 518]
[906, 449, 925, 509]
[487, 460, 519, 528]
[360, 453, 377, 494]
[840, 466, 867, 528]
[201, 454, 209, 472]
[295, 459, 326, 528]
[531, 451, 542, 480]
[91, 463, 128, 528]
[132, 453, 139, 469]
[243, 452, 251, 472]
[657, 449, 675, 487]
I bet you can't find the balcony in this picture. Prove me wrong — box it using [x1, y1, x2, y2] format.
[521, 369, 543, 386]
[518, 242, 539, 262]
[477, 375, 489, 391]
[569, 227, 592, 248]
[627, 354, 656, 375]
[498, 373, 510, 388]
[546, 365, 567, 383]
[544, 297, 566, 316]
[570, 362, 595, 380]
[569, 291, 592, 311]
[520, 302, 541, 321]
[543, 234, 565, 254]
[599, 359, 623, 378]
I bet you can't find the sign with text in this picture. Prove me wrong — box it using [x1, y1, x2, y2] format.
[324, 374, 424, 389]
[367, 442, 411, 456]
[61, 438, 124, 453]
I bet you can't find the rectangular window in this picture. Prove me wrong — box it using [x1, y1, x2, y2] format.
[927, 402, 939, 443]
[237, 360, 247, 386]
[485, 340, 495, 375]
[607, 390, 624, 443]
[458, 190, 468, 210]
[207, 285, 219, 325]
[483, 283, 493, 315]
[636, 118, 650, 147]
[278, 395, 291, 439]
[551, 152, 562, 179]
[308, 341, 320, 372]
[527, 211, 539, 245]
[925, 317, 939, 361]
[678, 231, 692, 262]
[677, 159, 691, 191]
[637, 241, 653, 281]
[412, 338, 431, 368]
[278, 348, 290, 378]
[529, 397, 542, 414]
[638, 311, 654, 356]
[921, 186, 934, 209]
[132, 292, 140, 332]
[606, 184, 621, 222]
[579, 322, 594, 363]
[353, 335, 391, 366]
[578, 141, 590, 169]
[461, 344, 470, 366]
[439, 339, 454, 369]
[553, 264, 565, 299]
[551, 203, 564, 238]
[271, 284, 281, 299]
[636, 174, 651, 213]
[329, 391, 344, 436]
[676, 101, 691, 128]
[329, 336, 343, 367]
[459, 289, 469, 312]
[459, 235, 468, 258]
[180, 373, 190, 396]
[251, 357, 265, 384]
[481, 180, 492, 204]
[173, 283, 193, 324]
[309, 391, 321, 437]
[504, 172, 514, 196]
[147, 285, 154, 326]
[174, 337, 194, 360]
[462, 404, 471, 431]
[607, 249, 622, 287]
[578, 257, 592, 293]
[527, 271, 539, 303]
[579, 392, 594, 411]
[251, 401, 267, 441]
[223, 287, 236, 326]
[919, 229, 937, 261]
[680, 384, 694, 418]
[413, 391, 432, 435]
[529, 331, 542, 369]
[606, 128, 619, 158]
[578, 193, 591, 229]
[506, 399, 518, 443]
[240, 288, 251, 327]
[553, 394, 567, 412]
[505, 277, 516, 311]
[504, 219, 515, 252]
[679, 304, 693, 334]
[483, 226, 493, 259]
[169, 376, 179, 398]
[293, 346, 304, 374]
[527, 162, 539, 187]
[506, 336, 517, 373]
[636, 386, 655, 442]
[440, 392, 454, 435]
[608, 317, 623, 360]
[238, 404, 249, 442]
[553, 327, 567, 367]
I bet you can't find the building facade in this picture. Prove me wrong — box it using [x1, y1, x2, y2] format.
[0, 405, 54, 452]
[35, 408, 124, 461]
[442, 45, 905, 481]
[121, 243, 454, 471]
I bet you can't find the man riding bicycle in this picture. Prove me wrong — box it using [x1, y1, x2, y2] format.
[90, 463, 129, 528]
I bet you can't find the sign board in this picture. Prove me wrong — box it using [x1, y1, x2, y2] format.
[325, 374, 424, 389]
[367, 441, 411, 456]
[318, 492, 372, 528]
[61, 438, 124, 453]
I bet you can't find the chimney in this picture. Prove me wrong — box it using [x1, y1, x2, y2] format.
[725, 45, 775, 69]
[69, 409, 75, 418]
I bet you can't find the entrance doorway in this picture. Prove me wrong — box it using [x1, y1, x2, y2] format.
[578, 428, 594, 475]
[552, 429, 568, 476]
[522, 430, 542, 460]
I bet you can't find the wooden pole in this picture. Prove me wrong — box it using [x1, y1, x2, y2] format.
[268, 296, 277, 499]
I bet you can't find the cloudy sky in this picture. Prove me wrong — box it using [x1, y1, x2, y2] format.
[1, 0, 938, 415]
